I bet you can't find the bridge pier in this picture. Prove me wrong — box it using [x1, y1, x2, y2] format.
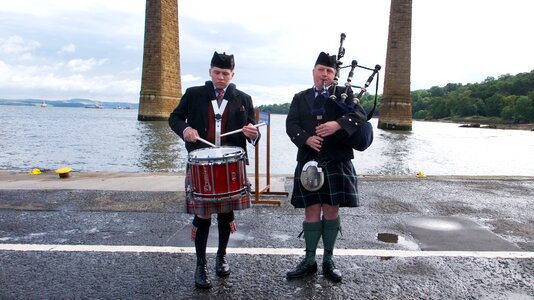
[138, 0, 182, 121]
[378, 0, 413, 131]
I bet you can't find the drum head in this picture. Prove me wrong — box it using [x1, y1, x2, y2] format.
[300, 160, 324, 192]
[189, 146, 244, 160]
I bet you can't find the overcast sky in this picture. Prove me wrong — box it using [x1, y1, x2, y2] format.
[1, 0, 533, 105]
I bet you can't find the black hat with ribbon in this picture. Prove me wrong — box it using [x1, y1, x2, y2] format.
[315, 52, 337, 68]
[210, 51, 235, 70]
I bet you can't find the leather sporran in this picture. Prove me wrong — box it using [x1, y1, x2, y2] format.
[300, 160, 324, 192]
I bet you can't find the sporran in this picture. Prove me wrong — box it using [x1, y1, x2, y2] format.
[300, 160, 325, 192]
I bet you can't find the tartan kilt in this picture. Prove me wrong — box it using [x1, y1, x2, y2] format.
[290, 160, 360, 208]
[184, 168, 251, 215]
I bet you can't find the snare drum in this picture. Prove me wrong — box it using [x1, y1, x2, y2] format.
[188, 146, 247, 200]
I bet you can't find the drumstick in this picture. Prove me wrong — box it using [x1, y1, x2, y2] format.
[220, 123, 266, 137]
[196, 137, 216, 147]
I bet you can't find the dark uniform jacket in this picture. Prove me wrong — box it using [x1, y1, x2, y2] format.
[168, 81, 259, 163]
[286, 86, 367, 163]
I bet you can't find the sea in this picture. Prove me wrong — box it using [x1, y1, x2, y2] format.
[1, 105, 533, 177]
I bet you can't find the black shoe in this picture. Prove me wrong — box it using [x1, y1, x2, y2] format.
[215, 254, 231, 277]
[322, 260, 342, 282]
[286, 260, 318, 279]
[195, 263, 212, 289]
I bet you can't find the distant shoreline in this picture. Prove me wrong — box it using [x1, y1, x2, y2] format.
[432, 118, 534, 131]
[0, 99, 138, 109]
[269, 114, 534, 131]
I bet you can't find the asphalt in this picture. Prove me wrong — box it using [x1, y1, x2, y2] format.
[1, 171, 533, 299]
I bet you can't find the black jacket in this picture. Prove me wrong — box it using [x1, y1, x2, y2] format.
[168, 81, 259, 162]
[286, 85, 367, 163]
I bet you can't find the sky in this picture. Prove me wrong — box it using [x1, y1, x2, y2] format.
[1, 0, 533, 105]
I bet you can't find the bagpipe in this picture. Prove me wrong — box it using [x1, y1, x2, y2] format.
[331, 33, 381, 120]
[329, 33, 381, 152]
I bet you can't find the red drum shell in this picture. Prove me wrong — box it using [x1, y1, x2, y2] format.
[188, 147, 246, 200]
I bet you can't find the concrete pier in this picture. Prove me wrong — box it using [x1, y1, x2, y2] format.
[1, 171, 533, 298]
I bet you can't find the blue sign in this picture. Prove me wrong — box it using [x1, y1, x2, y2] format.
[259, 111, 270, 126]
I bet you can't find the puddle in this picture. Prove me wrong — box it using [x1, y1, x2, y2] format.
[405, 216, 520, 251]
[409, 218, 463, 231]
[377, 233, 419, 250]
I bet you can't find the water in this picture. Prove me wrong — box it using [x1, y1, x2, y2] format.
[1, 105, 533, 176]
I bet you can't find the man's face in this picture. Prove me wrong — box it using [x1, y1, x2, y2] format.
[209, 67, 234, 90]
[312, 64, 336, 88]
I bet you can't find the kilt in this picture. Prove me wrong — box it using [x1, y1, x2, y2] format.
[184, 168, 251, 215]
[290, 160, 360, 208]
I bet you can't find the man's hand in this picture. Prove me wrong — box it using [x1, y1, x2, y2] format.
[183, 127, 199, 143]
[315, 121, 341, 138]
[242, 123, 259, 140]
[306, 135, 324, 152]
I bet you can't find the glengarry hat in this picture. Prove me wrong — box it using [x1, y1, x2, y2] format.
[211, 51, 235, 70]
[315, 52, 337, 68]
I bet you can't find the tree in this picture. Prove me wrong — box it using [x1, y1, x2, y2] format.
[429, 86, 445, 97]
[513, 96, 534, 122]
[428, 97, 449, 119]
[484, 94, 504, 117]
[500, 95, 518, 121]
[411, 90, 431, 115]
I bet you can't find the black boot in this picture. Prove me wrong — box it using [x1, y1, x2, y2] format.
[216, 212, 233, 277]
[215, 254, 230, 277]
[286, 256, 318, 278]
[192, 216, 211, 288]
[322, 260, 342, 282]
[286, 221, 322, 279]
[195, 258, 212, 289]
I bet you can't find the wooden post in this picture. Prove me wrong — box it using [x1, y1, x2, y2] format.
[251, 109, 286, 206]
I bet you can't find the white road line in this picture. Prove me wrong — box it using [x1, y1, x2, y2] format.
[0, 243, 533, 259]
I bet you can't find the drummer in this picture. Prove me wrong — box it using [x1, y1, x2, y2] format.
[168, 51, 260, 289]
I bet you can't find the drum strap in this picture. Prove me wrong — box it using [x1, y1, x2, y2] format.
[211, 99, 228, 146]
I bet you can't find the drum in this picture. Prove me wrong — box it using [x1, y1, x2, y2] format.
[188, 146, 247, 200]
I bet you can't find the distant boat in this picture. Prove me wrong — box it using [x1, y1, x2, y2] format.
[40, 100, 48, 107]
[85, 103, 103, 109]
[124, 104, 132, 109]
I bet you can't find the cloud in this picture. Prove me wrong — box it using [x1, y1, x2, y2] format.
[0, 60, 10, 81]
[235, 82, 308, 106]
[0, 35, 40, 58]
[58, 43, 76, 54]
[1, 0, 533, 104]
[181, 74, 201, 84]
[66, 58, 107, 72]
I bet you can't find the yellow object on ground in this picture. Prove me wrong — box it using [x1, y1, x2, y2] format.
[55, 167, 72, 178]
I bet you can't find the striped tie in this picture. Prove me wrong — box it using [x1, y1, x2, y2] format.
[217, 89, 224, 105]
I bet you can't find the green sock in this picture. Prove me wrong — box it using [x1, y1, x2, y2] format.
[322, 216, 341, 262]
[303, 221, 322, 264]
